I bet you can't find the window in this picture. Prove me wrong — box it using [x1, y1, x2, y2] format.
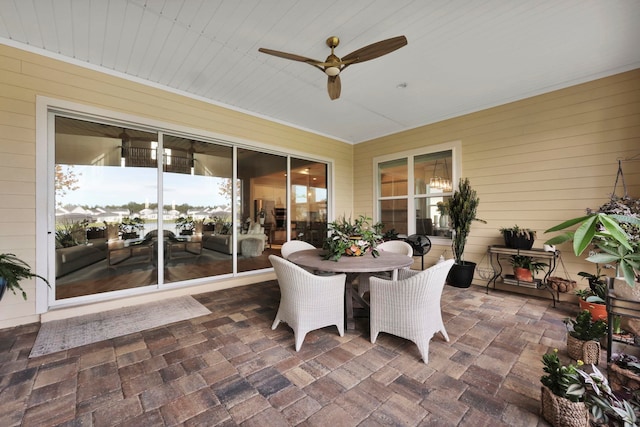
[375, 142, 460, 243]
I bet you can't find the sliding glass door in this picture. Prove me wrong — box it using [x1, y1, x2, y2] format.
[54, 116, 159, 299]
[162, 135, 233, 283]
[51, 112, 330, 302]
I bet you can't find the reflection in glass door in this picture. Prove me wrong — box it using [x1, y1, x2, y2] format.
[290, 159, 328, 247]
[237, 149, 287, 273]
[54, 116, 158, 299]
[162, 135, 233, 282]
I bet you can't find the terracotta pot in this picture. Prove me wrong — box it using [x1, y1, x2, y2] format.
[578, 299, 607, 322]
[513, 267, 533, 282]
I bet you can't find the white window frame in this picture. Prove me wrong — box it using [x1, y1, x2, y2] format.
[373, 141, 462, 246]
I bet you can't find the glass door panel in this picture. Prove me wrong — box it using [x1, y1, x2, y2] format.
[54, 116, 158, 299]
[290, 158, 328, 248]
[237, 149, 286, 272]
[162, 136, 233, 282]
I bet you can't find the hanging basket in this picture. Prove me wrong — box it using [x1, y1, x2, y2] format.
[566, 333, 600, 365]
[540, 385, 589, 427]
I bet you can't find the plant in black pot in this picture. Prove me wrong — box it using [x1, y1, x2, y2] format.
[447, 177, 486, 288]
[0, 253, 49, 301]
[499, 225, 536, 250]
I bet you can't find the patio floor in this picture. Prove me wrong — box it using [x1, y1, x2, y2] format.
[0, 280, 581, 426]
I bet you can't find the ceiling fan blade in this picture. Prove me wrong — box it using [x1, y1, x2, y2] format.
[327, 75, 341, 100]
[341, 35, 407, 64]
[258, 47, 324, 71]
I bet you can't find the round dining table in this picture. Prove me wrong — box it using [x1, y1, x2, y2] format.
[287, 248, 413, 330]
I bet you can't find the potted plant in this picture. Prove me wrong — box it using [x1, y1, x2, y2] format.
[176, 215, 195, 235]
[608, 353, 640, 398]
[540, 349, 589, 427]
[544, 204, 640, 288]
[575, 266, 610, 322]
[258, 209, 266, 225]
[447, 178, 486, 288]
[574, 363, 640, 426]
[499, 225, 536, 250]
[509, 255, 548, 282]
[119, 216, 145, 239]
[0, 253, 49, 301]
[323, 215, 383, 261]
[564, 310, 607, 364]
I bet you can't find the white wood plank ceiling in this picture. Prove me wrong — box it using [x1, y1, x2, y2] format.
[1, 0, 639, 144]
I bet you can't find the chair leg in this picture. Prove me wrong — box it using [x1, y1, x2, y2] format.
[370, 329, 379, 344]
[439, 327, 450, 342]
[336, 323, 344, 337]
[271, 315, 281, 330]
[294, 330, 307, 352]
[415, 339, 430, 364]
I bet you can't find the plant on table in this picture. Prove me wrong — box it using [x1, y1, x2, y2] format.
[509, 255, 548, 282]
[500, 224, 537, 249]
[119, 216, 145, 239]
[0, 253, 49, 301]
[323, 215, 383, 261]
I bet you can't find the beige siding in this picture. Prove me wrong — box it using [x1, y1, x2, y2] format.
[355, 69, 640, 295]
[0, 44, 353, 328]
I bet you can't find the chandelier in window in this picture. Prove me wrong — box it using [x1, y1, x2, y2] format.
[429, 158, 452, 192]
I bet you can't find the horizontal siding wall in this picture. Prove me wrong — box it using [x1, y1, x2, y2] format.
[354, 69, 640, 296]
[0, 44, 353, 328]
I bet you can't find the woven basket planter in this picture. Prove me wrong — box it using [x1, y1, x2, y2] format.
[609, 363, 640, 394]
[566, 334, 600, 365]
[540, 385, 589, 427]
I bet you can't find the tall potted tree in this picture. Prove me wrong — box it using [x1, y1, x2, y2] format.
[447, 178, 486, 288]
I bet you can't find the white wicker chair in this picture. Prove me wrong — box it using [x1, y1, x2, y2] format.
[280, 240, 315, 259]
[369, 258, 455, 364]
[269, 255, 346, 351]
[358, 240, 414, 298]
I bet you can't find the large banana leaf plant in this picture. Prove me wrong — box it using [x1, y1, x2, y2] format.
[544, 212, 640, 287]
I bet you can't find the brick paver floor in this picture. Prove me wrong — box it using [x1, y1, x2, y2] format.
[0, 280, 581, 426]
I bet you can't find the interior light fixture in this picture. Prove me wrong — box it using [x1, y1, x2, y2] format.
[324, 66, 340, 77]
[429, 158, 452, 192]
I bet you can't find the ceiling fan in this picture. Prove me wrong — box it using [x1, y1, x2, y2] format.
[259, 35, 407, 100]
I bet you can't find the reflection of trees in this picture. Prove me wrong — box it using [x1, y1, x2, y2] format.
[54, 165, 80, 206]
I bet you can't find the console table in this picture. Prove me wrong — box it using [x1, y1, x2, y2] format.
[486, 245, 560, 306]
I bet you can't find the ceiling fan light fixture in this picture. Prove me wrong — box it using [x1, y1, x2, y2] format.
[324, 66, 340, 76]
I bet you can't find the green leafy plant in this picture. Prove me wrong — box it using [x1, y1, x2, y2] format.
[0, 253, 49, 300]
[575, 364, 640, 426]
[540, 349, 584, 402]
[119, 216, 145, 237]
[565, 310, 607, 341]
[545, 210, 640, 287]
[175, 216, 195, 234]
[499, 225, 536, 239]
[448, 178, 486, 263]
[509, 255, 548, 277]
[323, 215, 383, 261]
[576, 266, 609, 303]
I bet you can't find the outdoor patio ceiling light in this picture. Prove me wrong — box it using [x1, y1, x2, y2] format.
[324, 66, 340, 76]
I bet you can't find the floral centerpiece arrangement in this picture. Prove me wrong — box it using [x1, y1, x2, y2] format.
[323, 215, 383, 261]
